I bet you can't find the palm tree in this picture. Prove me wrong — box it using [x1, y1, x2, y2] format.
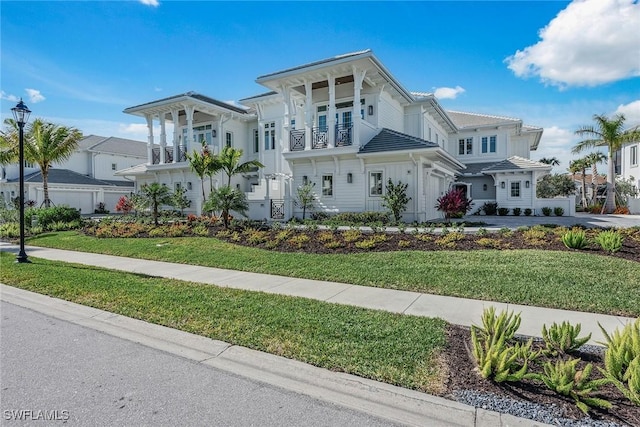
[203, 185, 248, 229]
[1, 118, 82, 207]
[539, 157, 560, 166]
[139, 182, 174, 226]
[568, 158, 589, 208]
[572, 114, 640, 213]
[186, 142, 213, 202]
[216, 146, 264, 187]
[584, 151, 607, 206]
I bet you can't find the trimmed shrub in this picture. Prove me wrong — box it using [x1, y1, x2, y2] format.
[482, 202, 498, 216]
[497, 207, 510, 216]
[512, 207, 522, 216]
[524, 208, 533, 216]
[554, 207, 564, 216]
[541, 207, 552, 216]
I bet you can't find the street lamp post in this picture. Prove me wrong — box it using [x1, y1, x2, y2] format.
[11, 99, 31, 263]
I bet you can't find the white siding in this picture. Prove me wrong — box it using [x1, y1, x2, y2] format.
[378, 92, 403, 132]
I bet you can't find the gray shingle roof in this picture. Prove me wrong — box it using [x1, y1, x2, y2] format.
[458, 162, 499, 175]
[481, 156, 552, 173]
[125, 92, 249, 115]
[77, 135, 106, 150]
[359, 128, 439, 154]
[238, 91, 278, 102]
[446, 111, 521, 129]
[9, 169, 133, 187]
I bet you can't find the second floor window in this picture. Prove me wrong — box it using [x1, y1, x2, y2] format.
[264, 122, 275, 150]
[631, 145, 638, 166]
[458, 138, 473, 155]
[253, 129, 259, 153]
[482, 136, 497, 153]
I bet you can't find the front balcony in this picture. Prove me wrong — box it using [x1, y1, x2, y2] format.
[151, 145, 187, 164]
[288, 124, 353, 151]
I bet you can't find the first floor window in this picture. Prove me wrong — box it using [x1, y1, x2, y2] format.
[369, 171, 383, 196]
[322, 174, 333, 197]
[510, 181, 521, 197]
[631, 145, 638, 166]
[290, 119, 296, 130]
[111, 163, 117, 171]
[175, 182, 182, 191]
[225, 132, 233, 148]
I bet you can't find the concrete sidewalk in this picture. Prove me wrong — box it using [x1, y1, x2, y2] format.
[1, 242, 636, 344]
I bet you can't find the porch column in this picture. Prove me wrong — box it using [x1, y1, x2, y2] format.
[171, 109, 180, 163]
[304, 80, 312, 151]
[327, 75, 336, 148]
[352, 67, 366, 148]
[145, 114, 154, 165]
[159, 113, 167, 164]
[185, 105, 195, 160]
[282, 86, 291, 153]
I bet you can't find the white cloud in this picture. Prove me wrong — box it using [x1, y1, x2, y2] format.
[505, 0, 640, 87]
[140, 0, 159, 7]
[0, 91, 20, 102]
[25, 88, 45, 103]
[433, 86, 465, 100]
[614, 100, 640, 127]
[535, 126, 578, 172]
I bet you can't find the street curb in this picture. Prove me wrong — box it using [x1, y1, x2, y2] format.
[0, 284, 551, 427]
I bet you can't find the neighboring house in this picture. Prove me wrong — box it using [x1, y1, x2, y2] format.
[618, 133, 640, 213]
[568, 173, 607, 207]
[0, 135, 147, 213]
[117, 49, 557, 221]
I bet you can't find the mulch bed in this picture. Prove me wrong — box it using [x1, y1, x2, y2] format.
[441, 325, 640, 426]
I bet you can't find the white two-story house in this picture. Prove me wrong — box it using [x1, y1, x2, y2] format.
[618, 130, 640, 213]
[118, 50, 553, 221]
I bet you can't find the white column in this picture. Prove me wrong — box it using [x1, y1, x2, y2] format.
[352, 67, 366, 148]
[327, 75, 336, 148]
[185, 105, 195, 161]
[171, 109, 179, 163]
[145, 114, 154, 165]
[304, 81, 313, 151]
[159, 114, 167, 164]
[282, 86, 291, 153]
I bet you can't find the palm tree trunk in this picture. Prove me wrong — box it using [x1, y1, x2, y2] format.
[42, 169, 50, 208]
[580, 173, 587, 208]
[590, 164, 598, 206]
[605, 152, 616, 213]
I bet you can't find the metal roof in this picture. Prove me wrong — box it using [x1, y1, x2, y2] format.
[124, 91, 250, 115]
[257, 50, 372, 80]
[81, 135, 147, 158]
[446, 111, 522, 129]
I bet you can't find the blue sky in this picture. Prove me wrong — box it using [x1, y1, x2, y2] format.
[2, 0, 639, 172]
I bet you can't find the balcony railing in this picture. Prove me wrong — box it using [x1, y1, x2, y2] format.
[287, 124, 354, 152]
[335, 123, 353, 147]
[312, 127, 328, 149]
[151, 146, 184, 164]
[289, 129, 305, 151]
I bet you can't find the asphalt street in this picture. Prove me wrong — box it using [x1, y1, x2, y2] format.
[0, 301, 400, 427]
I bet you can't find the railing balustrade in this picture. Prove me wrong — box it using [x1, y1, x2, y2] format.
[312, 127, 328, 149]
[335, 123, 353, 147]
[289, 129, 305, 151]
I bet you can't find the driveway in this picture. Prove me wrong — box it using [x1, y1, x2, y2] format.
[460, 212, 639, 229]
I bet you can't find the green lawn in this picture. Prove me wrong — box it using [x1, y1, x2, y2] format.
[25, 232, 640, 317]
[0, 252, 447, 393]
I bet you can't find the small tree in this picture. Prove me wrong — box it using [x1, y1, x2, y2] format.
[203, 185, 248, 229]
[436, 188, 472, 221]
[382, 179, 411, 224]
[294, 182, 316, 220]
[615, 176, 639, 207]
[172, 186, 191, 216]
[139, 183, 174, 226]
[536, 174, 576, 198]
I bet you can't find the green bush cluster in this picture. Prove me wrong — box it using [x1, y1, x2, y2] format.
[26, 206, 81, 230]
[598, 319, 640, 405]
[595, 230, 623, 253]
[561, 229, 588, 250]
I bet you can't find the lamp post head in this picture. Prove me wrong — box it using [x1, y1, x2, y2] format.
[11, 98, 31, 125]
